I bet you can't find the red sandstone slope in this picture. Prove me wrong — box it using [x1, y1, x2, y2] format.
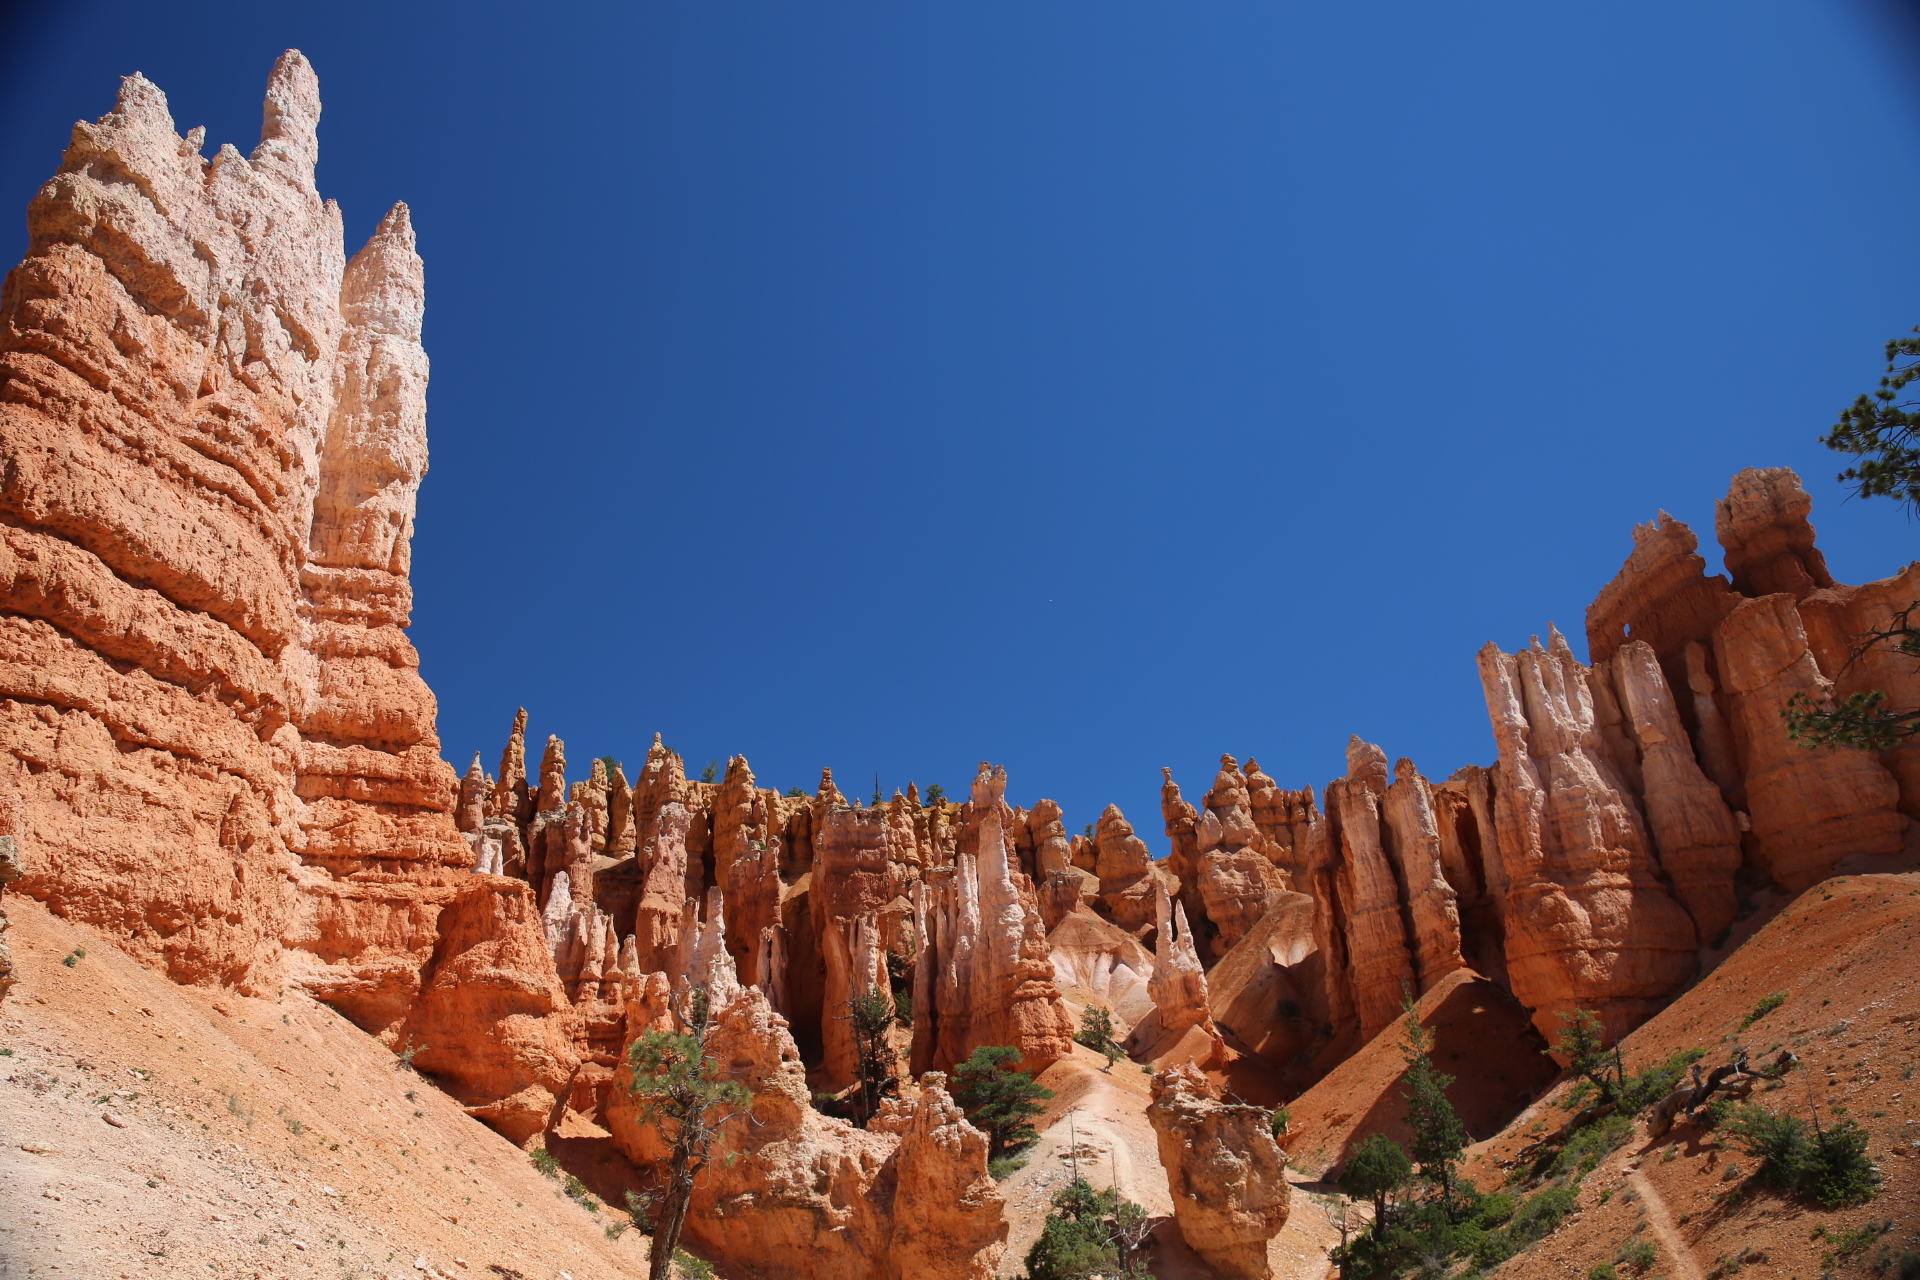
[1459, 870, 1920, 1280]
[0, 897, 646, 1279]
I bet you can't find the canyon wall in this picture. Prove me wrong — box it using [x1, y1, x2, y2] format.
[4, 48, 1917, 1280]
[0, 54, 566, 1127]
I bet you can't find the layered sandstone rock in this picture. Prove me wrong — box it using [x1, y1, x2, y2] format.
[0, 56, 474, 1004]
[1124, 881, 1225, 1066]
[1477, 629, 1698, 1042]
[1146, 1063, 1291, 1280]
[604, 944, 1007, 1280]
[1046, 905, 1156, 1027]
[1093, 802, 1157, 933]
[1205, 890, 1327, 1076]
[1607, 640, 1742, 939]
[1711, 593, 1903, 890]
[396, 876, 579, 1144]
[1326, 740, 1417, 1040]
[1378, 758, 1466, 990]
[917, 765, 1074, 1076]
[1195, 754, 1286, 957]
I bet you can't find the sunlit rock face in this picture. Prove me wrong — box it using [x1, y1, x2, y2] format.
[0, 53, 557, 1124]
[1147, 1063, 1291, 1280]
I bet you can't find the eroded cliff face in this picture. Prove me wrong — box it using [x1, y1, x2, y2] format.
[0, 54, 561, 1126]
[6, 49, 1917, 1280]
[1150, 468, 1913, 1056]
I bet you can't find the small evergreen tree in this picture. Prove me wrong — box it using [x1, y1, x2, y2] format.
[1075, 1004, 1122, 1070]
[1339, 1133, 1411, 1232]
[1782, 329, 1920, 750]
[1024, 1177, 1152, 1280]
[950, 1045, 1054, 1159]
[844, 988, 897, 1126]
[924, 782, 945, 805]
[623, 988, 751, 1280]
[1400, 1000, 1468, 1202]
[1548, 1008, 1623, 1105]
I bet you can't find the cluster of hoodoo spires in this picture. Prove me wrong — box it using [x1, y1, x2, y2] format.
[2, 49, 1916, 1280]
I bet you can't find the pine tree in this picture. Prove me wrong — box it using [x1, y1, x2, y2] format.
[623, 988, 751, 1280]
[1075, 1004, 1122, 1070]
[950, 1045, 1054, 1159]
[1338, 1133, 1411, 1233]
[1399, 997, 1467, 1203]
[1784, 329, 1920, 750]
[844, 988, 897, 1126]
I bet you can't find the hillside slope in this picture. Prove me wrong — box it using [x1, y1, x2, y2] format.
[0, 898, 644, 1280]
[1463, 870, 1920, 1279]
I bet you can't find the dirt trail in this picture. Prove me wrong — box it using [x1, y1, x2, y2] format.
[994, 1047, 1341, 1279]
[1626, 1169, 1706, 1280]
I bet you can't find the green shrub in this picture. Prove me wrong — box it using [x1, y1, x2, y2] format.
[530, 1148, 562, 1180]
[1269, 1106, 1290, 1139]
[1725, 1104, 1879, 1207]
[951, 1046, 1053, 1159]
[987, 1155, 1029, 1180]
[1588, 1264, 1619, 1280]
[1472, 1191, 1516, 1227]
[1023, 1177, 1153, 1280]
[1551, 1112, 1634, 1179]
[1618, 1237, 1657, 1272]
[1508, 1185, 1579, 1245]
[1739, 992, 1787, 1032]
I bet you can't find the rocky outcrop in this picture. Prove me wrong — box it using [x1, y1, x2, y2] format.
[1146, 1063, 1291, 1280]
[1195, 754, 1286, 957]
[1711, 593, 1903, 890]
[1326, 740, 1418, 1040]
[1607, 640, 1742, 939]
[396, 876, 579, 1144]
[604, 941, 1007, 1280]
[918, 765, 1074, 1076]
[1205, 890, 1327, 1077]
[1378, 758, 1466, 990]
[1093, 802, 1157, 933]
[1124, 881, 1225, 1066]
[1046, 905, 1155, 1027]
[1477, 629, 1699, 1042]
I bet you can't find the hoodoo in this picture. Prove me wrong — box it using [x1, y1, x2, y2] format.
[3, 49, 1916, 1280]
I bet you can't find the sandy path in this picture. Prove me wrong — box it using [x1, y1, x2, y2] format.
[1626, 1169, 1706, 1280]
[992, 1047, 1343, 1279]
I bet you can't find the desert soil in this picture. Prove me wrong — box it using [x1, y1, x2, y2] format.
[0, 897, 648, 1280]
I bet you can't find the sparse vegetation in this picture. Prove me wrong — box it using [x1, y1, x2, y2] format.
[844, 987, 897, 1126]
[1810, 1219, 1892, 1268]
[1738, 992, 1787, 1032]
[923, 783, 945, 806]
[1269, 1106, 1291, 1140]
[623, 986, 752, 1280]
[59, 947, 86, 967]
[1783, 329, 1920, 750]
[1617, 1237, 1657, 1272]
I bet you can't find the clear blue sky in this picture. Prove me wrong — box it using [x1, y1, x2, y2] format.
[5, 2, 1919, 851]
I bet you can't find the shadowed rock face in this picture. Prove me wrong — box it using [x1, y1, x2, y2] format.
[1146, 1063, 1291, 1280]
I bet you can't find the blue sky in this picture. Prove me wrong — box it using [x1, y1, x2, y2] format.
[5, 2, 1919, 850]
